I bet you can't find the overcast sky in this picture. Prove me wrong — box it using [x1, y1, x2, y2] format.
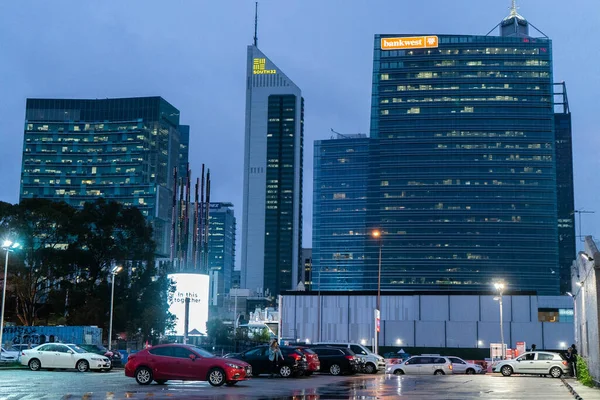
[0, 1, 598, 267]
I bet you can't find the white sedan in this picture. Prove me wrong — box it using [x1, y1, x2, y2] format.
[20, 343, 111, 372]
[447, 356, 485, 374]
[1, 347, 20, 362]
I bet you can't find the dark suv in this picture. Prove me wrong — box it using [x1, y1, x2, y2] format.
[311, 347, 360, 375]
[77, 344, 123, 368]
[225, 345, 307, 377]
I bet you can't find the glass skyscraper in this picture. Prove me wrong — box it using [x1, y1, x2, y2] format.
[313, 134, 370, 291]
[207, 202, 236, 307]
[241, 45, 304, 297]
[20, 97, 187, 257]
[312, 8, 573, 295]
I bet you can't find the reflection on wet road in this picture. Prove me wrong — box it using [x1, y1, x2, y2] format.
[0, 369, 580, 399]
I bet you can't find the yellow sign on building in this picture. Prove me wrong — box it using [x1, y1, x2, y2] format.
[381, 36, 439, 50]
[253, 58, 277, 75]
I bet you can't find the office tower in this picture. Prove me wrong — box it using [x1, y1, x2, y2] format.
[207, 202, 236, 307]
[20, 97, 187, 257]
[313, 5, 571, 295]
[312, 134, 370, 291]
[178, 125, 190, 179]
[241, 42, 304, 297]
[554, 83, 575, 293]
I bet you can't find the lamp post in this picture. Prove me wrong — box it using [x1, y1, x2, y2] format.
[372, 230, 382, 354]
[494, 282, 505, 360]
[0, 240, 20, 349]
[108, 265, 122, 351]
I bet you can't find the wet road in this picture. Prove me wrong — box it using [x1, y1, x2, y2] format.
[0, 369, 589, 399]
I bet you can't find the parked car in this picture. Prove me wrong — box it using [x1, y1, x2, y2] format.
[77, 344, 123, 368]
[492, 351, 568, 378]
[311, 347, 360, 375]
[288, 346, 320, 375]
[447, 356, 484, 374]
[225, 345, 307, 378]
[8, 344, 38, 352]
[20, 343, 111, 372]
[1, 347, 19, 362]
[386, 355, 453, 375]
[314, 342, 385, 374]
[125, 344, 250, 386]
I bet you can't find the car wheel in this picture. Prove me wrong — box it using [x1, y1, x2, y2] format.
[330, 364, 342, 376]
[393, 369, 404, 375]
[279, 365, 292, 378]
[466, 368, 475, 375]
[550, 367, 563, 378]
[208, 368, 226, 386]
[501, 365, 513, 377]
[76, 360, 90, 372]
[28, 358, 41, 371]
[434, 370, 445, 375]
[135, 367, 153, 385]
[225, 381, 238, 386]
[364, 363, 376, 374]
[155, 380, 168, 385]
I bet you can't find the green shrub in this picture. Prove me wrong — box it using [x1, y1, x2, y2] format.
[577, 356, 594, 387]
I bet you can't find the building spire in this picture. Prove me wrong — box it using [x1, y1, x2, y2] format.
[253, 2, 258, 47]
[510, 0, 518, 17]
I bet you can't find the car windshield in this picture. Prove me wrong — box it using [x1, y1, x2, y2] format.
[67, 345, 87, 354]
[190, 346, 215, 358]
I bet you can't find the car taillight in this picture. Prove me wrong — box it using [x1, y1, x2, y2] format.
[21, 352, 25, 356]
[449, 364, 453, 370]
[290, 353, 301, 361]
[345, 355, 354, 360]
[563, 361, 568, 366]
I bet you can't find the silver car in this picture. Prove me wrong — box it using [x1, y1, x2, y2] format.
[493, 351, 568, 378]
[387, 355, 453, 375]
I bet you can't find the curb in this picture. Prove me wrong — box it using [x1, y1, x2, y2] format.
[562, 378, 584, 400]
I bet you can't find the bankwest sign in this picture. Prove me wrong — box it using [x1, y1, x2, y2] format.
[381, 36, 439, 50]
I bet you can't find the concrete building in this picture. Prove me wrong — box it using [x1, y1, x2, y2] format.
[281, 292, 573, 351]
[572, 236, 600, 385]
[241, 41, 304, 297]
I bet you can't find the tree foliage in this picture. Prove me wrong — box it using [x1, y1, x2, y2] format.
[0, 198, 174, 343]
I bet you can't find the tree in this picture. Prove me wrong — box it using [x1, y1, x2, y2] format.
[1, 199, 74, 325]
[0, 198, 174, 341]
[206, 319, 232, 346]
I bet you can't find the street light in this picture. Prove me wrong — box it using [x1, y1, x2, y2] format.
[108, 265, 123, 351]
[493, 282, 505, 360]
[372, 230, 382, 354]
[0, 240, 20, 349]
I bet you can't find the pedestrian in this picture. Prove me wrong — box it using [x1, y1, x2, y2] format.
[530, 344, 537, 352]
[571, 344, 578, 378]
[268, 338, 283, 378]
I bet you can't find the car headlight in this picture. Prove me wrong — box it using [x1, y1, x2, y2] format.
[91, 357, 104, 361]
[225, 363, 243, 369]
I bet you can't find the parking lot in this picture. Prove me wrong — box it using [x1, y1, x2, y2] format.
[0, 368, 593, 400]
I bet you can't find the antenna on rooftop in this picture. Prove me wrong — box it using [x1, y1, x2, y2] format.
[253, 2, 259, 47]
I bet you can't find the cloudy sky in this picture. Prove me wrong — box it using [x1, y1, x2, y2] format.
[0, 0, 598, 266]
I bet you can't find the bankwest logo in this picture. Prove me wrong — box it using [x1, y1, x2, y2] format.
[381, 36, 439, 50]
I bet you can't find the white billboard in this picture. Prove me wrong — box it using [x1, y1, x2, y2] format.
[168, 273, 209, 336]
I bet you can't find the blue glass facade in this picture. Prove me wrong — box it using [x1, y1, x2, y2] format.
[207, 202, 236, 307]
[313, 135, 370, 290]
[20, 97, 186, 257]
[313, 30, 566, 295]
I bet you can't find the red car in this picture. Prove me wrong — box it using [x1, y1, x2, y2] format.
[125, 344, 251, 386]
[291, 346, 320, 376]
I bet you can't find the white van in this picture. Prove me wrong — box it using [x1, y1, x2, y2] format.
[314, 342, 386, 374]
